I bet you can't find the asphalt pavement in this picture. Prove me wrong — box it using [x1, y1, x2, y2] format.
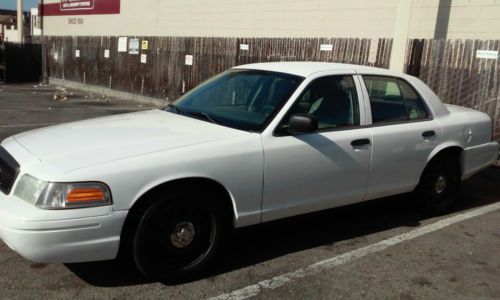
[0, 83, 499, 299]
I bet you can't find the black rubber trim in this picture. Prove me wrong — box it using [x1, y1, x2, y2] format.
[0, 146, 20, 195]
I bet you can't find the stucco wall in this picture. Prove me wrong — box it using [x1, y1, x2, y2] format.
[41, 0, 500, 39]
[410, 0, 500, 39]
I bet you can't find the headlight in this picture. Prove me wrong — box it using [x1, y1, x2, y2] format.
[14, 174, 112, 209]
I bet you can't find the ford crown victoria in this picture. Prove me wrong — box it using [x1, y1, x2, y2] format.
[0, 62, 498, 280]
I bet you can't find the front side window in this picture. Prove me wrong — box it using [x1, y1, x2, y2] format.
[168, 70, 303, 132]
[281, 75, 360, 130]
[363, 76, 429, 124]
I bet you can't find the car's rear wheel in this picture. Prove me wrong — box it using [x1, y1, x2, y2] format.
[132, 192, 224, 281]
[414, 156, 460, 215]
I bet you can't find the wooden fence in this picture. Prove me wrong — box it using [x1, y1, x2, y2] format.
[43, 36, 392, 100]
[406, 39, 500, 140]
[43, 36, 499, 140]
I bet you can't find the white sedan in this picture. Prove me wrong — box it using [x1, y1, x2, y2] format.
[0, 62, 498, 281]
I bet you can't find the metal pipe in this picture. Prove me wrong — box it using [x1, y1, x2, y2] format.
[17, 0, 24, 43]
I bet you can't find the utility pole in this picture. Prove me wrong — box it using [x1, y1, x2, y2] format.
[17, 0, 24, 43]
[389, 0, 412, 72]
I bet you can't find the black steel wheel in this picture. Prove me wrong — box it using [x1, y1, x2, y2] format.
[414, 156, 460, 215]
[132, 193, 223, 281]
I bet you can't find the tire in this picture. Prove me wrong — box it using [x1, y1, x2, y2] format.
[414, 156, 461, 215]
[132, 191, 224, 282]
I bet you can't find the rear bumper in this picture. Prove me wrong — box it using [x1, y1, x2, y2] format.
[0, 193, 127, 263]
[461, 141, 499, 179]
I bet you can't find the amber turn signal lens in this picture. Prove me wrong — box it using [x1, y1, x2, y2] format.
[66, 187, 106, 203]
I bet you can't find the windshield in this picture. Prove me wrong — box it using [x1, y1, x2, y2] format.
[167, 69, 303, 131]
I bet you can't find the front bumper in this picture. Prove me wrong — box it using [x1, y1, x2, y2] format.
[0, 193, 127, 263]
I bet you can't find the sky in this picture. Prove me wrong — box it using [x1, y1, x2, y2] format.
[0, 0, 39, 12]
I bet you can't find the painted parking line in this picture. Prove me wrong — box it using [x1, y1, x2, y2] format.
[0, 123, 56, 128]
[210, 201, 500, 300]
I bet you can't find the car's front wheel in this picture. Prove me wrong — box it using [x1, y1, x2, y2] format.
[414, 156, 461, 215]
[132, 192, 224, 281]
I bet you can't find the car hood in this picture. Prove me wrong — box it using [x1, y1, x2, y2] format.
[13, 109, 244, 173]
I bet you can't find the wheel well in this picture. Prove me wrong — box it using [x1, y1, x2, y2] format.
[427, 146, 463, 176]
[117, 178, 235, 258]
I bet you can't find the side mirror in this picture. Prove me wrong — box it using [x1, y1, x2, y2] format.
[287, 114, 318, 134]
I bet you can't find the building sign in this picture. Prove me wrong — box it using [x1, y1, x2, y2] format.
[42, 0, 120, 16]
[61, 0, 94, 11]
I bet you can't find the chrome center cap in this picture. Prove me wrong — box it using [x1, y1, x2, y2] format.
[170, 222, 196, 248]
[435, 176, 447, 194]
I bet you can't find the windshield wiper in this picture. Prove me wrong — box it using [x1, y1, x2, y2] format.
[187, 111, 219, 124]
[166, 104, 219, 125]
[166, 103, 184, 114]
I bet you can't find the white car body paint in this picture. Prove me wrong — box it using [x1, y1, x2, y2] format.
[0, 62, 498, 263]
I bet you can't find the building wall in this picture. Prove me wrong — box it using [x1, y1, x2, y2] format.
[410, 0, 500, 39]
[4, 26, 19, 42]
[41, 0, 500, 39]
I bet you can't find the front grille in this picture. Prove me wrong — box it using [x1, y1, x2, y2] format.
[0, 146, 20, 195]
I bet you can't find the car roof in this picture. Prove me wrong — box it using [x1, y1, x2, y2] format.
[232, 62, 400, 78]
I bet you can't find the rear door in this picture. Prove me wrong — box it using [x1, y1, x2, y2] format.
[359, 75, 441, 200]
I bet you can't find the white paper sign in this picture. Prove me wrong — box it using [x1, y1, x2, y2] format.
[104, 49, 110, 58]
[75, 50, 80, 58]
[118, 37, 127, 52]
[54, 52, 58, 60]
[185, 55, 193, 65]
[240, 44, 249, 51]
[140, 54, 147, 64]
[320, 44, 333, 51]
[128, 38, 140, 55]
[476, 50, 498, 59]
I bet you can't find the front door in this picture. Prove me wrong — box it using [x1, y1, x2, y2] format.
[261, 74, 372, 222]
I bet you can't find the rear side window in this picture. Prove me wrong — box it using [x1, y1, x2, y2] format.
[363, 76, 429, 124]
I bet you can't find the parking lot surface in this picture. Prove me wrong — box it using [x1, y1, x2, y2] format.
[0, 83, 499, 299]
